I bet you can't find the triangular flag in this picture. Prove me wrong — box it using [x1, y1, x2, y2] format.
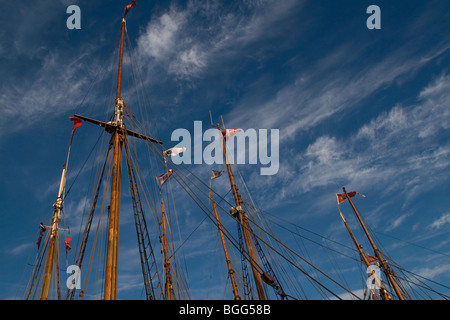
[366, 255, 378, 264]
[156, 169, 174, 188]
[36, 222, 47, 249]
[164, 147, 186, 157]
[221, 128, 241, 142]
[210, 170, 224, 180]
[64, 237, 72, 253]
[69, 116, 82, 132]
[124, 0, 136, 17]
[336, 191, 365, 205]
[69, 116, 83, 146]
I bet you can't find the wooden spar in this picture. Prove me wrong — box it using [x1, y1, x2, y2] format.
[161, 201, 174, 300]
[72, 114, 162, 145]
[342, 187, 405, 300]
[40, 174, 64, 300]
[217, 124, 266, 300]
[338, 210, 387, 300]
[209, 189, 241, 300]
[104, 18, 126, 300]
[40, 120, 77, 300]
[73, 15, 162, 299]
[115, 20, 125, 101]
[39, 222, 58, 300]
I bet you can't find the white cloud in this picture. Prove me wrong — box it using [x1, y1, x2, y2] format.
[136, 0, 303, 79]
[386, 213, 411, 232]
[357, 106, 408, 141]
[305, 136, 343, 165]
[229, 42, 449, 144]
[430, 213, 450, 230]
[244, 70, 450, 210]
[0, 48, 101, 138]
[413, 263, 450, 280]
[138, 11, 185, 61]
[205, 36, 450, 229]
[168, 45, 207, 77]
[9, 243, 33, 256]
[332, 288, 365, 300]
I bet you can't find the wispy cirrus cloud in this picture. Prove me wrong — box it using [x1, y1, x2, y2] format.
[244, 71, 450, 213]
[413, 263, 450, 280]
[429, 213, 450, 230]
[228, 40, 450, 141]
[137, 0, 304, 80]
[9, 243, 33, 256]
[0, 50, 98, 138]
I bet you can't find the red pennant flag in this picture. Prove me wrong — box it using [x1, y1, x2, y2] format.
[36, 222, 47, 249]
[221, 128, 241, 142]
[336, 191, 365, 205]
[64, 237, 72, 253]
[124, 0, 137, 17]
[69, 116, 82, 146]
[366, 255, 378, 264]
[69, 116, 82, 132]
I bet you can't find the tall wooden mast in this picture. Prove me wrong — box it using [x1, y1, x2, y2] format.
[342, 187, 405, 300]
[103, 18, 126, 300]
[73, 12, 162, 300]
[338, 210, 388, 300]
[217, 124, 266, 300]
[40, 118, 80, 300]
[161, 201, 174, 300]
[39, 168, 65, 300]
[209, 189, 241, 300]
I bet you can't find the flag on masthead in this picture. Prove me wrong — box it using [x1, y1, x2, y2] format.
[124, 0, 136, 17]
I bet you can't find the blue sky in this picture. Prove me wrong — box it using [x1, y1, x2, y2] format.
[1, 0, 450, 300]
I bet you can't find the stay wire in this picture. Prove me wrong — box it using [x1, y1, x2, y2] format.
[118, 111, 360, 299]
[73, 26, 122, 117]
[170, 165, 343, 299]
